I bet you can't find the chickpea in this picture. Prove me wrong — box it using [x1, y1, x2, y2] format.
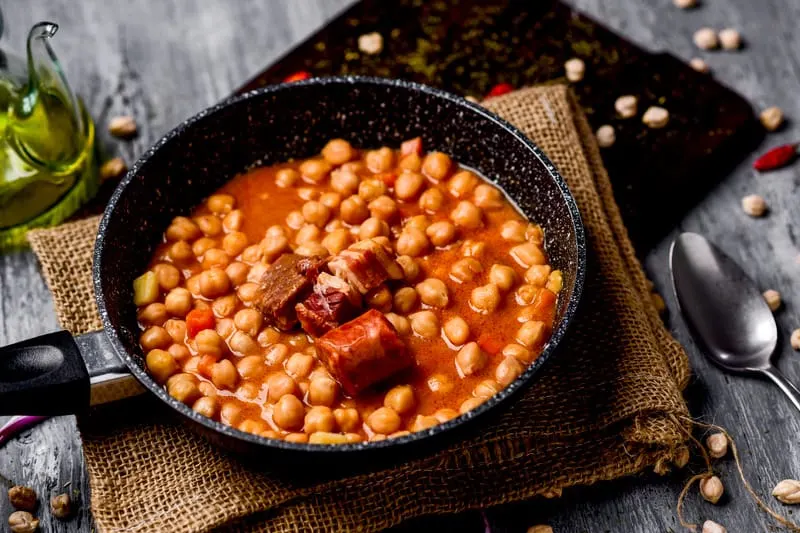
[225, 262, 249, 287]
[212, 294, 237, 318]
[474, 183, 503, 209]
[368, 195, 398, 220]
[237, 282, 259, 303]
[267, 372, 297, 403]
[285, 352, 315, 379]
[470, 284, 501, 313]
[358, 179, 387, 202]
[195, 214, 223, 237]
[448, 170, 479, 198]
[239, 419, 268, 435]
[422, 151, 452, 181]
[321, 228, 352, 254]
[295, 243, 328, 257]
[232, 308, 261, 337]
[308, 376, 338, 406]
[411, 415, 439, 431]
[223, 209, 244, 231]
[298, 187, 319, 201]
[199, 268, 231, 299]
[385, 312, 411, 335]
[221, 232, 248, 257]
[185, 275, 201, 296]
[166, 216, 201, 242]
[304, 406, 336, 433]
[496, 356, 524, 386]
[449, 258, 482, 284]
[427, 373, 454, 394]
[404, 214, 430, 233]
[450, 200, 483, 229]
[220, 402, 242, 426]
[489, 264, 517, 292]
[384, 385, 416, 414]
[236, 355, 265, 380]
[416, 278, 449, 308]
[524, 264, 551, 287]
[168, 377, 202, 405]
[399, 152, 422, 171]
[515, 284, 538, 305]
[272, 166, 299, 187]
[202, 248, 231, 270]
[285, 210, 305, 230]
[208, 193, 235, 214]
[456, 342, 487, 376]
[325, 219, 345, 232]
[196, 329, 224, 357]
[546, 270, 563, 293]
[299, 158, 332, 182]
[366, 285, 393, 312]
[138, 303, 168, 326]
[393, 287, 418, 313]
[240, 245, 261, 264]
[461, 239, 486, 259]
[459, 397, 484, 414]
[443, 316, 470, 345]
[434, 408, 459, 422]
[273, 394, 305, 430]
[169, 344, 191, 364]
[266, 343, 290, 365]
[192, 237, 217, 258]
[322, 138, 354, 165]
[359, 217, 389, 240]
[228, 330, 260, 356]
[169, 240, 193, 262]
[295, 224, 321, 246]
[164, 319, 187, 343]
[365, 147, 394, 172]
[510, 243, 545, 268]
[141, 326, 172, 351]
[146, 348, 178, 383]
[153, 263, 180, 291]
[426, 221, 457, 247]
[396, 255, 421, 282]
[261, 233, 290, 260]
[396, 228, 429, 257]
[409, 310, 439, 338]
[516, 320, 546, 348]
[331, 169, 360, 195]
[285, 432, 309, 443]
[500, 220, 527, 242]
[257, 327, 281, 347]
[333, 408, 360, 432]
[502, 343, 533, 363]
[367, 407, 402, 434]
[198, 380, 216, 397]
[216, 318, 235, 339]
[340, 195, 370, 224]
[473, 379, 500, 399]
[193, 396, 218, 419]
[395, 171, 425, 200]
[419, 188, 445, 213]
[237, 381, 260, 401]
[302, 200, 331, 227]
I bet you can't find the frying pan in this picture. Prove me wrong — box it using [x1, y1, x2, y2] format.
[0, 77, 585, 463]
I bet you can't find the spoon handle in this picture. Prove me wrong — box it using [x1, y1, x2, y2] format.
[761, 365, 800, 412]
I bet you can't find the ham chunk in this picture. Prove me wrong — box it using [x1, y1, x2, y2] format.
[254, 253, 328, 330]
[315, 309, 413, 395]
[296, 273, 362, 337]
[328, 239, 403, 294]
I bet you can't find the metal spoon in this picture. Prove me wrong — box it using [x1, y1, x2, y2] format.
[670, 232, 800, 412]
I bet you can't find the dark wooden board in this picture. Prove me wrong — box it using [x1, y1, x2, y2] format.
[239, 0, 763, 252]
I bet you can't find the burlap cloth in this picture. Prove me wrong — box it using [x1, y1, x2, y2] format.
[27, 85, 691, 532]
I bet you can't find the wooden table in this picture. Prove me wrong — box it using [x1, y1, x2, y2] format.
[2, 1, 799, 531]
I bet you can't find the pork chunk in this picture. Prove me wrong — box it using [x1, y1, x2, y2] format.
[254, 253, 328, 330]
[296, 273, 362, 337]
[328, 239, 403, 294]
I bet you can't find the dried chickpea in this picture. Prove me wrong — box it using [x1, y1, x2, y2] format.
[8, 486, 36, 511]
[273, 394, 305, 430]
[208, 193, 235, 214]
[138, 303, 168, 326]
[367, 407, 402, 434]
[331, 169, 360, 195]
[742, 194, 767, 217]
[299, 158, 332, 182]
[169, 240, 193, 262]
[196, 329, 224, 357]
[416, 278, 449, 308]
[502, 343, 533, 363]
[309, 376, 339, 406]
[396, 227, 430, 257]
[322, 139, 354, 165]
[384, 385, 416, 414]
[8, 511, 39, 533]
[510, 243, 545, 268]
[267, 372, 297, 402]
[334, 408, 361, 432]
[459, 396, 484, 414]
[365, 147, 394, 172]
[490, 264, 517, 292]
[444, 316, 470, 345]
[474, 379, 500, 398]
[146, 349, 178, 383]
[525, 265, 551, 287]
[340, 195, 369, 224]
[719, 28, 741, 50]
[760, 106, 784, 131]
[642, 106, 670, 129]
[456, 342, 488, 376]
[397, 255, 421, 282]
[470, 284, 501, 313]
[275, 168, 299, 188]
[359, 217, 390, 240]
[166, 216, 201, 241]
[706, 433, 728, 458]
[410, 310, 440, 338]
[422, 152, 452, 181]
[496, 356, 524, 386]
[225, 262, 249, 287]
[192, 237, 217, 257]
[595, 125, 615, 148]
[702, 521, 726, 533]
[212, 294, 237, 318]
[286, 352, 315, 379]
[141, 326, 172, 351]
[448, 170, 479, 198]
[395, 171, 425, 200]
[426, 221, 457, 247]
[564, 57, 585, 82]
[689, 57, 709, 73]
[699, 475, 724, 504]
[419, 187, 445, 213]
[450, 200, 483, 229]
[693, 27, 718, 50]
[450, 257, 483, 283]
[393, 287, 418, 313]
[791, 329, 800, 350]
[368, 195, 398, 220]
[385, 312, 411, 335]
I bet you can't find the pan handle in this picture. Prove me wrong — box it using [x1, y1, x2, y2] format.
[0, 330, 90, 415]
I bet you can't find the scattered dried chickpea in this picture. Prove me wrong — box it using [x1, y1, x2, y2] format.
[791, 329, 800, 350]
[642, 106, 670, 129]
[50, 493, 72, 519]
[699, 475, 724, 504]
[527, 526, 554, 533]
[689, 57, 709, 73]
[760, 106, 784, 131]
[614, 95, 638, 118]
[718, 28, 741, 50]
[673, 0, 696, 8]
[693, 28, 719, 50]
[8, 486, 37, 511]
[702, 520, 727, 533]
[358, 32, 383, 55]
[741, 194, 767, 217]
[763, 289, 781, 311]
[108, 115, 137, 137]
[595, 125, 615, 148]
[564, 57, 585, 82]
[772, 479, 800, 504]
[706, 432, 728, 458]
[100, 157, 127, 181]
[8, 511, 39, 533]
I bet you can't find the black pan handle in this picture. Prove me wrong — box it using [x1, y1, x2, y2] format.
[0, 330, 90, 415]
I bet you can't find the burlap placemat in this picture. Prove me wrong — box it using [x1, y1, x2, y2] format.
[27, 84, 691, 533]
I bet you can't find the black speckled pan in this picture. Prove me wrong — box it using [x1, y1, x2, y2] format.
[0, 77, 585, 467]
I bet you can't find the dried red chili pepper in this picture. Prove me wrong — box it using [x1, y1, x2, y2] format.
[485, 83, 514, 99]
[753, 143, 798, 172]
[283, 71, 311, 83]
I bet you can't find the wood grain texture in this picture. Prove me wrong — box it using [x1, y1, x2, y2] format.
[1, 0, 799, 532]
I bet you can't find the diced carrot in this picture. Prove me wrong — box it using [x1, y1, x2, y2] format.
[401, 137, 423, 156]
[197, 354, 217, 379]
[485, 83, 514, 99]
[283, 71, 311, 83]
[530, 288, 557, 327]
[376, 172, 397, 186]
[186, 308, 215, 338]
[477, 333, 505, 356]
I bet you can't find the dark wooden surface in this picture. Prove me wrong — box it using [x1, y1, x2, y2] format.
[2, 1, 800, 531]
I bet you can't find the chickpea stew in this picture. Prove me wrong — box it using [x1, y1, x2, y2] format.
[133, 137, 561, 445]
